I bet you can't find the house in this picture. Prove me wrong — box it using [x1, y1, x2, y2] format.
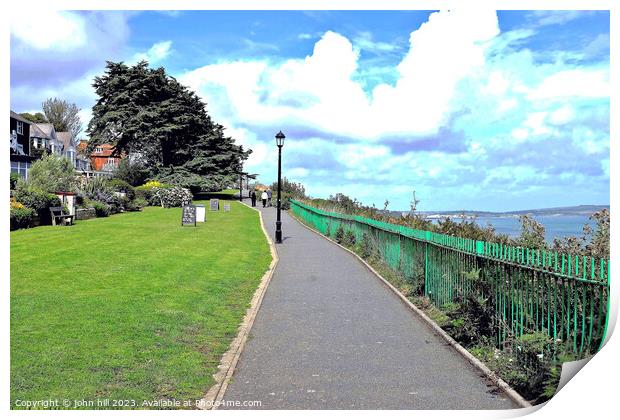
[9, 111, 34, 178]
[80, 142, 122, 172]
[75, 144, 91, 172]
[29, 123, 52, 155]
[10, 110, 95, 179]
[31, 123, 64, 155]
[28, 119, 84, 168]
[57, 131, 76, 166]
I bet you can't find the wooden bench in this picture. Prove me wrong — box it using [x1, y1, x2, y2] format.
[50, 206, 74, 226]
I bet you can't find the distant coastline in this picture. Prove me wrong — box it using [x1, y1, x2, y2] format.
[390, 204, 609, 219]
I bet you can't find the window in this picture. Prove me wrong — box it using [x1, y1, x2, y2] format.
[16, 121, 23, 135]
[107, 157, 117, 166]
[10, 161, 30, 179]
[94, 147, 103, 153]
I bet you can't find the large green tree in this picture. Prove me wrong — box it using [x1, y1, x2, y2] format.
[87, 61, 250, 192]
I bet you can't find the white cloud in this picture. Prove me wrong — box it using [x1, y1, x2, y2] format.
[180, 10, 501, 141]
[241, 38, 279, 52]
[549, 105, 575, 125]
[524, 112, 551, 135]
[528, 69, 609, 100]
[176, 10, 609, 211]
[133, 41, 173, 64]
[288, 167, 310, 178]
[483, 71, 510, 96]
[584, 33, 610, 57]
[11, 11, 87, 51]
[511, 127, 529, 141]
[528, 11, 590, 27]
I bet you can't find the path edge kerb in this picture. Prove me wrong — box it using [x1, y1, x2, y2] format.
[290, 211, 532, 409]
[198, 201, 279, 410]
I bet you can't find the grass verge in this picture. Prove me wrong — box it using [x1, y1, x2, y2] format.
[10, 200, 271, 409]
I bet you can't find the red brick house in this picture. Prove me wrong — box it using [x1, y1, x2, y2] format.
[78, 141, 122, 172]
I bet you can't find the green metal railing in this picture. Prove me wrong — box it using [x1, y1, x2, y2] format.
[290, 200, 610, 357]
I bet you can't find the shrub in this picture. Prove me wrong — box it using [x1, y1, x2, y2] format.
[21, 153, 77, 192]
[141, 180, 164, 189]
[334, 226, 345, 244]
[13, 187, 61, 225]
[112, 159, 150, 186]
[281, 195, 291, 210]
[10, 207, 35, 230]
[360, 233, 375, 259]
[134, 185, 154, 202]
[126, 197, 148, 211]
[513, 332, 554, 398]
[270, 177, 306, 199]
[112, 194, 130, 213]
[516, 215, 547, 250]
[152, 186, 193, 208]
[278, 190, 300, 211]
[77, 177, 114, 203]
[91, 201, 110, 217]
[10, 197, 25, 210]
[108, 179, 136, 200]
[342, 230, 356, 247]
[10, 173, 20, 190]
[135, 181, 175, 205]
[13, 187, 61, 212]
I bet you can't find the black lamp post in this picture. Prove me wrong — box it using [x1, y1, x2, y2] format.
[236, 161, 245, 202]
[275, 131, 285, 243]
[239, 168, 243, 202]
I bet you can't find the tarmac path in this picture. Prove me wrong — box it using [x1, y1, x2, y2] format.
[222, 203, 517, 410]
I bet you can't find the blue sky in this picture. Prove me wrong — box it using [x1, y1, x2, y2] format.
[10, 10, 610, 211]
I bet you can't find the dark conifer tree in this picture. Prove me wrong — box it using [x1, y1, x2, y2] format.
[87, 61, 250, 192]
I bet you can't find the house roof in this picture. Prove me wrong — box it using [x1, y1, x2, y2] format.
[91, 143, 119, 157]
[57, 132, 73, 150]
[10, 111, 32, 124]
[35, 123, 56, 139]
[77, 141, 120, 157]
[30, 123, 50, 139]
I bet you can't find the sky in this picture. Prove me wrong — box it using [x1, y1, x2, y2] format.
[10, 10, 610, 211]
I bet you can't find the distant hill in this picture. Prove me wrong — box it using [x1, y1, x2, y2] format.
[387, 205, 609, 219]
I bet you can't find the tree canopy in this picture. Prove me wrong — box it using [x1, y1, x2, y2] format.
[42, 98, 83, 139]
[20, 112, 48, 123]
[87, 61, 250, 192]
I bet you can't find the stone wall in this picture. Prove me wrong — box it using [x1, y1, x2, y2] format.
[76, 208, 96, 220]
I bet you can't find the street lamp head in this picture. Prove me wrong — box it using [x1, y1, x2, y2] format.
[275, 131, 285, 147]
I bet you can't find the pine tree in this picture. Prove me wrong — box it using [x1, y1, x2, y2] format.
[87, 61, 250, 192]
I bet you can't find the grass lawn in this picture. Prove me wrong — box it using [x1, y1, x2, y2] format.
[217, 189, 240, 196]
[10, 200, 271, 408]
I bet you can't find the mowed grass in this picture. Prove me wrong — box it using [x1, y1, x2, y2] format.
[10, 201, 271, 408]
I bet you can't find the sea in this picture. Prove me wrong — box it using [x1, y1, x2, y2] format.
[429, 214, 594, 243]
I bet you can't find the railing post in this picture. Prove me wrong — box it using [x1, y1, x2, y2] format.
[476, 240, 485, 256]
[424, 231, 431, 296]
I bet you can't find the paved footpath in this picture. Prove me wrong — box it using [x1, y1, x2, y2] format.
[223, 202, 518, 409]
